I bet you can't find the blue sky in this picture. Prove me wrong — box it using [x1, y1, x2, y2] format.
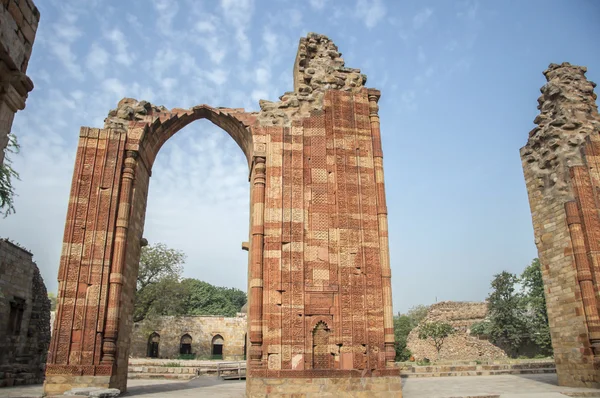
[1, 0, 598, 313]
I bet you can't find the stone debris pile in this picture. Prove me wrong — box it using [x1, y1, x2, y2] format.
[406, 301, 508, 361]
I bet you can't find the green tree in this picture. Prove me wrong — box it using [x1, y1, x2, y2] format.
[181, 279, 239, 317]
[521, 258, 552, 355]
[393, 314, 413, 361]
[48, 292, 57, 311]
[487, 271, 528, 356]
[406, 305, 429, 326]
[221, 287, 247, 311]
[418, 321, 454, 359]
[0, 134, 20, 217]
[470, 320, 491, 336]
[134, 243, 186, 322]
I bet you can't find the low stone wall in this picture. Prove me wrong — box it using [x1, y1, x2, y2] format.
[398, 360, 556, 378]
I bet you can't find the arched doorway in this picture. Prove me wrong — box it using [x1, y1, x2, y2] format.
[147, 332, 160, 358]
[179, 334, 192, 356]
[212, 334, 224, 360]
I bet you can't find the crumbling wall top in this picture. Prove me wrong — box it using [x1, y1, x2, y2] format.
[521, 62, 600, 200]
[257, 33, 368, 127]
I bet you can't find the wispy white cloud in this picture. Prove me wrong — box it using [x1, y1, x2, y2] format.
[355, 0, 387, 29]
[86, 43, 109, 77]
[417, 46, 426, 64]
[401, 89, 417, 111]
[309, 0, 328, 10]
[413, 7, 434, 29]
[457, 0, 479, 19]
[46, 13, 84, 81]
[104, 28, 135, 66]
[206, 69, 229, 86]
[220, 0, 254, 61]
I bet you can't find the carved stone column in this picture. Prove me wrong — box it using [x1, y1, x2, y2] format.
[101, 150, 138, 364]
[249, 156, 266, 366]
[368, 91, 395, 366]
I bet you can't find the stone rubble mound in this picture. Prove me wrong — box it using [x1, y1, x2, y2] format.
[406, 301, 508, 361]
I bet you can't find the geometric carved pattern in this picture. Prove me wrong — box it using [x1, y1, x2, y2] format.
[312, 321, 332, 370]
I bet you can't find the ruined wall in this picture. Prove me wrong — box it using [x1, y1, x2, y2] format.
[46, 32, 400, 397]
[0, 0, 39, 165]
[406, 301, 507, 361]
[521, 62, 600, 388]
[130, 315, 247, 360]
[0, 239, 51, 387]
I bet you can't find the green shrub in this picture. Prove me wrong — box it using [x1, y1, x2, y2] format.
[470, 321, 491, 336]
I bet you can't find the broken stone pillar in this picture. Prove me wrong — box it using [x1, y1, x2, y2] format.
[0, 0, 40, 165]
[521, 62, 600, 388]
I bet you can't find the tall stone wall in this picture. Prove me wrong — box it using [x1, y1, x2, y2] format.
[130, 315, 247, 360]
[521, 62, 600, 388]
[406, 301, 507, 361]
[0, 0, 39, 165]
[46, 32, 401, 397]
[0, 239, 51, 387]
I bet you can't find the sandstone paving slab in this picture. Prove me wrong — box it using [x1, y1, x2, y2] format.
[402, 374, 600, 398]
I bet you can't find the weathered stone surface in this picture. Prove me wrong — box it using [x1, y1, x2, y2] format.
[406, 301, 507, 361]
[0, 238, 51, 388]
[46, 33, 399, 396]
[0, 0, 40, 165]
[521, 62, 600, 388]
[255, 32, 369, 126]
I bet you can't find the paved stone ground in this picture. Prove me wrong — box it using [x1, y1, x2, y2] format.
[402, 374, 600, 397]
[1, 374, 600, 397]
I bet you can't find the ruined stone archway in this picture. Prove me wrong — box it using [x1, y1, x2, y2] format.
[45, 33, 401, 397]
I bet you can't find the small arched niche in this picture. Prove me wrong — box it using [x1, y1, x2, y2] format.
[147, 332, 160, 358]
[180, 334, 192, 356]
[212, 334, 224, 360]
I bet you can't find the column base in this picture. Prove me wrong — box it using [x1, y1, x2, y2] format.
[43, 365, 124, 396]
[246, 374, 402, 397]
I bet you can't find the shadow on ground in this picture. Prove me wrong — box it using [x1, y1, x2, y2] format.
[123, 377, 244, 396]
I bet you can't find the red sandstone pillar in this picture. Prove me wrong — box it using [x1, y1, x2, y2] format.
[249, 156, 266, 365]
[101, 150, 138, 364]
[368, 91, 395, 366]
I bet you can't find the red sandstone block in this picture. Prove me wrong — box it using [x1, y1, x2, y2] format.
[7, 1, 23, 25]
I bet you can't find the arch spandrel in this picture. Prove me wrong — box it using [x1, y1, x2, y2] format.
[103, 99, 257, 170]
